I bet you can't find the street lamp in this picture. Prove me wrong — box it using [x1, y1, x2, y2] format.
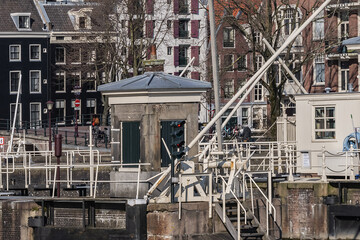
[47, 100, 54, 151]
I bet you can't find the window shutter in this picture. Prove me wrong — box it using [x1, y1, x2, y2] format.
[146, 0, 154, 14]
[174, 46, 179, 66]
[191, 0, 198, 14]
[174, 0, 179, 14]
[191, 46, 199, 66]
[146, 20, 153, 38]
[191, 71, 200, 80]
[173, 20, 179, 38]
[191, 20, 199, 38]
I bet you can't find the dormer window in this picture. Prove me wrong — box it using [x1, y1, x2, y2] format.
[79, 17, 86, 29]
[10, 13, 31, 31]
[68, 8, 93, 30]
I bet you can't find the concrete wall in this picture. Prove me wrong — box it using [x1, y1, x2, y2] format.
[295, 92, 360, 175]
[111, 102, 199, 172]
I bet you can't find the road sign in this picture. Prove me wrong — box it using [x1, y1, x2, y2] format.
[74, 99, 80, 110]
[0, 137, 4, 145]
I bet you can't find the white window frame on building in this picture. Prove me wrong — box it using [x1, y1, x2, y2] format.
[224, 54, 234, 72]
[10, 71, 21, 94]
[339, 61, 349, 91]
[9, 45, 21, 62]
[314, 106, 335, 140]
[314, 54, 325, 85]
[55, 71, 66, 93]
[30, 70, 41, 93]
[313, 10, 324, 40]
[10, 13, 31, 31]
[240, 107, 250, 126]
[71, 48, 81, 64]
[29, 44, 41, 61]
[254, 83, 264, 102]
[86, 72, 97, 92]
[281, 7, 300, 36]
[55, 47, 66, 64]
[224, 79, 234, 98]
[252, 106, 267, 130]
[86, 98, 97, 116]
[88, 49, 96, 63]
[55, 100, 66, 124]
[30, 102, 41, 128]
[237, 55, 247, 71]
[10, 103, 22, 127]
[339, 11, 349, 41]
[70, 72, 81, 91]
[223, 27, 235, 48]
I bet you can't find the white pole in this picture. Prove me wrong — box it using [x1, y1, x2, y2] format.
[187, 0, 332, 150]
[89, 125, 94, 196]
[8, 73, 22, 153]
[179, 57, 195, 77]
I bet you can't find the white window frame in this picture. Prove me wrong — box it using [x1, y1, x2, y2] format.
[9, 45, 21, 62]
[339, 60, 350, 92]
[9, 70, 21, 94]
[313, 54, 325, 85]
[55, 100, 66, 124]
[240, 107, 250, 126]
[313, 10, 324, 40]
[10, 13, 31, 31]
[30, 102, 41, 128]
[338, 11, 349, 41]
[70, 72, 81, 92]
[223, 54, 234, 72]
[71, 48, 81, 64]
[29, 70, 41, 93]
[252, 106, 267, 130]
[86, 72, 97, 92]
[237, 55, 247, 72]
[254, 83, 264, 102]
[224, 79, 234, 98]
[281, 7, 300, 36]
[10, 103, 22, 127]
[55, 71, 66, 93]
[86, 98, 97, 113]
[223, 27, 235, 48]
[29, 44, 41, 61]
[313, 105, 336, 140]
[88, 49, 96, 63]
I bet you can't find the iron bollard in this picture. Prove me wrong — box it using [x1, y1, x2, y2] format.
[84, 133, 87, 146]
[74, 133, 77, 145]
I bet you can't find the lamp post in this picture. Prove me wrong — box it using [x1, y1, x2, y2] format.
[47, 100, 54, 151]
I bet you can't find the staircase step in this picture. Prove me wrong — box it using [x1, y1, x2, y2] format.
[228, 215, 253, 222]
[240, 232, 264, 239]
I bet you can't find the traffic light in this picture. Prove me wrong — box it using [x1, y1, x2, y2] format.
[170, 120, 186, 159]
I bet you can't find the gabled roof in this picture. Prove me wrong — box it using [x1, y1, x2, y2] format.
[0, 0, 45, 32]
[98, 72, 212, 92]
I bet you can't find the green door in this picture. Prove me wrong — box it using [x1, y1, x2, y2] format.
[122, 122, 140, 165]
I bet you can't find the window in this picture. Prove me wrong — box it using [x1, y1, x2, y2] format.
[224, 80, 234, 98]
[253, 107, 267, 130]
[10, 103, 21, 127]
[70, 72, 81, 90]
[71, 48, 81, 64]
[340, 61, 349, 91]
[237, 55, 246, 71]
[55, 100, 65, 123]
[238, 80, 247, 98]
[314, 106, 335, 139]
[241, 108, 249, 126]
[167, 20, 172, 29]
[55, 71, 65, 92]
[314, 55, 325, 84]
[179, 45, 188, 66]
[121, 20, 126, 28]
[86, 99, 96, 115]
[88, 49, 96, 63]
[313, 11, 324, 40]
[179, 0, 188, 14]
[339, 11, 349, 41]
[223, 28, 234, 47]
[9, 45, 21, 61]
[167, 47, 172, 55]
[121, 47, 126, 56]
[10, 71, 21, 93]
[86, 72, 96, 91]
[19, 16, 30, 29]
[255, 55, 263, 71]
[30, 70, 41, 93]
[29, 45, 41, 61]
[254, 83, 263, 101]
[224, 55, 234, 71]
[179, 20, 189, 38]
[282, 8, 299, 36]
[79, 17, 86, 29]
[254, 32, 261, 45]
[55, 47, 65, 64]
[30, 103, 41, 128]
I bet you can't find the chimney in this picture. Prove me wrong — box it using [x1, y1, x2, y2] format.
[143, 44, 165, 72]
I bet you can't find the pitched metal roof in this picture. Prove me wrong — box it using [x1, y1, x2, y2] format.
[98, 72, 212, 92]
[0, 0, 45, 32]
[342, 36, 360, 46]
